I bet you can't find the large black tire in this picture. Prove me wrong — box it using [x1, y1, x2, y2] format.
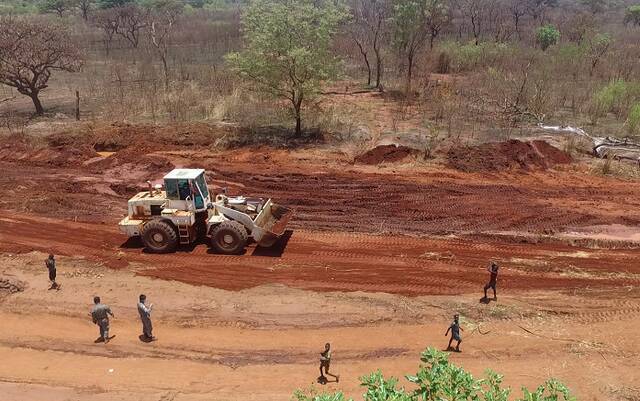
[141, 220, 178, 253]
[210, 221, 248, 255]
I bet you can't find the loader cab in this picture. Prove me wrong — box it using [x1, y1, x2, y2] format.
[163, 168, 210, 211]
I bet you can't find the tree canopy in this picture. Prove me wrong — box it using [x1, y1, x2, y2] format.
[536, 24, 560, 50]
[226, 0, 347, 136]
[0, 18, 82, 114]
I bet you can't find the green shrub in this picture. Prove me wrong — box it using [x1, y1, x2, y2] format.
[537, 25, 561, 51]
[624, 5, 640, 26]
[294, 348, 575, 401]
[592, 79, 630, 121]
[437, 41, 512, 73]
[626, 103, 640, 136]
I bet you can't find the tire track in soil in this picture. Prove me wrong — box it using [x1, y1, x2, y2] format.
[2, 214, 640, 297]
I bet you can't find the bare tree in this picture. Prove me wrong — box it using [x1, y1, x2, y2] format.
[392, 0, 434, 96]
[39, 0, 78, 17]
[116, 4, 147, 48]
[347, 2, 373, 86]
[0, 18, 82, 115]
[78, 0, 93, 20]
[509, 0, 527, 40]
[425, 0, 451, 49]
[147, 0, 183, 89]
[92, 8, 119, 55]
[348, 0, 373, 87]
[486, 0, 512, 42]
[525, 0, 557, 23]
[348, 0, 388, 89]
[461, 0, 483, 45]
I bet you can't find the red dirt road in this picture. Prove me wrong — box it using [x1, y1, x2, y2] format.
[2, 137, 640, 295]
[1, 214, 639, 296]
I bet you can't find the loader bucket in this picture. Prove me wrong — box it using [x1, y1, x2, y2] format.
[254, 201, 293, 247]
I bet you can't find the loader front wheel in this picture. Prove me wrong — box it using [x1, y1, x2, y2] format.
[141, 220, 178, 253]
[210, 221, 247, 255]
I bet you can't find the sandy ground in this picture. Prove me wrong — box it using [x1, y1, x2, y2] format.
[1, 130, 640, 400]
[0, 252, 639, 401]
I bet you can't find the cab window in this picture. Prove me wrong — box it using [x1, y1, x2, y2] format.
[165, 179, 178, 199]
[178, 179, 191, 200]
[195, 173, 209, 198]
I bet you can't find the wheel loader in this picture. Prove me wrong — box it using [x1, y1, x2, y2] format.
[118, 168, 292, 255]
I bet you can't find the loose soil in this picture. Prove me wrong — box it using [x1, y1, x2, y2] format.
[0, 127, 639, 400]
[354, 144, 416, 164]
[447, 139, 573, 172]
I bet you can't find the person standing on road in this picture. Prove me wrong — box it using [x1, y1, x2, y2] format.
[445, 314, 463, 352]
[137, 294, 155, 341]
[91, 296, 114, 343]
[318, 343, 339, 384]
[45, 254, 59, 290]
[483, 261, 499, 301]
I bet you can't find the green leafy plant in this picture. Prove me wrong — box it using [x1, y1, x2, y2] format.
[361, 371, 411, 401]
[294, 348, 575, 401]
[518, 379, 576, 401]
[591, 79, 630, 122]
[626, 103, 640, 136]
[536, 25, 560, 51]
[294, 388, 353, 401]
[624, 5, 640, 26]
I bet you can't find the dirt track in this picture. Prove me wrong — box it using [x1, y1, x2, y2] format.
[2, 213, 640, 296]
[2, 133, 640, 400]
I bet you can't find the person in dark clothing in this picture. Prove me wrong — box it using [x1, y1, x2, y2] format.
[45, 254, 59, 290]
[445, 314, 463, 352]
[318, 343, 339, 384]
[483, 261, 499, 300]
[91, 296, 115, 343]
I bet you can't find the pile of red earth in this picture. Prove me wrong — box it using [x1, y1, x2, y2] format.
[0, 137, 96, 167]
[355, 144, 416, 165]
[447, 139, 572, 172]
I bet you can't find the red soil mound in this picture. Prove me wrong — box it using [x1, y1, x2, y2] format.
[355, 144, 416, 165]
[0, 137, 96, 167]
[447, 139, 572, 172]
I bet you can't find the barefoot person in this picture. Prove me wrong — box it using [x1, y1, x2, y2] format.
[91, 296, 114, 343]
[483, 261, 499, 300]
[318, 343, 339, 384]
[137, 294, 155, 341]
[445, 314, 463, 352]
[45, 254, 59, 290]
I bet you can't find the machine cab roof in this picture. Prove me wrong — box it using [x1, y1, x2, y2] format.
[163, 168, 206, 180]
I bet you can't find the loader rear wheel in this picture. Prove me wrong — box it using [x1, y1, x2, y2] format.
[210, 221, 247, 255]
[141, 220, 178, 253]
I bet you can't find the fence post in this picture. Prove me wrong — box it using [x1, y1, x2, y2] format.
[75, 90, 80, 121]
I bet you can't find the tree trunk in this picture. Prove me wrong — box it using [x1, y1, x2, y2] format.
[293, 92, 303, 137]
[376, 56, 382, 90]
[295, 113, 301, 137]
[30, 92, 44, 115]
[354, 40, 372, 87]
[161, 53, 169, 90]
[375, 53, 382, 90]
[405, 54, 414, 98]
[364, 55, 372, 87]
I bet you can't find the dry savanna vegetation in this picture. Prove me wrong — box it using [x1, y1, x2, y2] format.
[2, 0, 640, 142]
